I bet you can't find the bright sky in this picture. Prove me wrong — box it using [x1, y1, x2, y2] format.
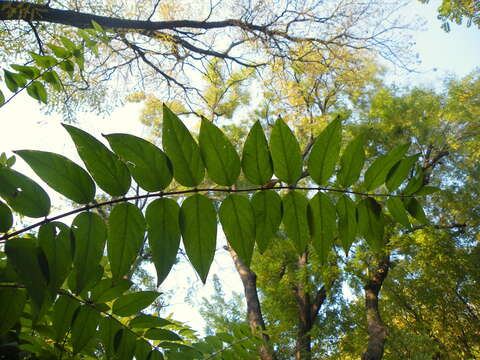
[0, 0, 479, 332]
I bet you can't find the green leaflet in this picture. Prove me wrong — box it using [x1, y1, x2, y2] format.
[309, 192, 336, 264]
[71, 306, 101, 354]
[162, 105, 205, 187]
[403, 166, 424, 195]
[385, 154, 420, 192]
[129, 314, 172, 329]
[363, 143, 410, 191]
[0, 200, 13, 233]
[0, 89, 4, 105]
[53, 295, 80, 342]
[42, 70, 62, 91]
[270, 118, 302, 184]
[72, 212, 107, 294]
[199, 118, 241, 186]
[135, 340, 152, 360]
[107, 203, 146, 283]
[357, 197, 385, 250]
[145, 328, 182, 342]
[308, 117, 342, 185]
[415, 186, 440, 196]
[180, 194, 217, 283]
[146, 198, 181, 286]
[336, 194, 357, 256]
[105, 133, 173, 191]
[5, 238, 48, 309]
[112, 291, 161, 316]
[219, 194, 255, 267]
[90, 278, 132, 303]
[282, 191, 310, 254]
[251, 190, 282, 253]
[0, 167, 51, 218]
[15, 150, 96, 204]
[337, 134, 366, 187]
[63, 124, 131, 196]
[387, 197, 411, 228]
[242, 121, 273, 185]
[115, 329, 137, 360]
[99, 316, 123, 359]
[404, 198, 428, 225]
[26, 81, 48, 104]
[38, 222, 72, 294]
[0, 288, 27, 336]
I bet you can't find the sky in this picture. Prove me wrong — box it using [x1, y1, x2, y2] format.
[0, 0, 479, 331]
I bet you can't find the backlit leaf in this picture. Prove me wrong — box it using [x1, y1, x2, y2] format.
[387, 197, 411, 228]
[63, 124, 131, 196]
[386, 154, 420, 192]
[0, 167, 50, 218]
[309, 192, 336, 264]
[105, 133, 173, 191]
[112, 291, 161, 316]
[404, 198, 428, 225]
[162, 105, 204, 187]
[15, 150, 96, 204]
[0, 288, 27, 336]
[108, 203, 146, 283]
[180, 194, 217, 283]
[146, 198, 181, 286]
[145, 329, 182, 342]
[282, 191, 310, 254]
[251, 190, 282, 253]
[336, 194, 357, 256]
[270, 118, 302, 184]
[72, 212, 107, 294]
[357, 197, 385, 250]
[26, 81, 47, 104]
[0, 200, 13, 233]
[129, 314, 172, 329]
[364, 143, 410, 191]
[241, 121, 273, 185]
[219, 194, 255, 267]
[90, 278, 132, 303]
[337, 134, 366, 187]
[199, 117, 240, 186]
[308, 117, 342, 185]
[53, 295, 80, 342]
[71, 306, 100, 354]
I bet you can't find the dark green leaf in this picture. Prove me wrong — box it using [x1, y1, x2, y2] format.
[90, 278, 132, 303]
[415, 186, 440, 196]
[364, 143, 410, 191]
[179, 194, 217, 283]
[38, 222, 72, 293]
[6, 155, 15, 167]
[404, 198, 428, 225]
[308, 192, 336, 264]
[403, 166, 424, 195]
[115, 329, 137, 360]
[26, 81, 48, 104]
[112, 291, 161, 316]
[282, 191, 310, 254]
[63, 124, 131, 196]
[269, 118, 302, 184]
[387, 197, 411, 228]
[199, 118, 241, 186]
[108, 203, 146, 282]
[0, 288, 27, 336]
[162, 105, 204, 187]
[0, 167, 50, 218]
[72, 212, 107, 294]
[15, 150, 96, 204]
[337, 134, 366, 187]
[148, 350, 165, 360]
[219, 195, 255, 267]
[308, 117, 342, 185]
[251, 190, 282, 253]
[10, 65, 40, 79]
[71, 306, 100, 354]
[146, 198, 180, 286]
[242, 121, 273, 185]
[386, 154, 420, 192]
[357, 197, 385, 250]
[105, 133, 173, 191]
[145, 329, 182, 342]
[0, 89, 4, 105]
[4, 70, 25, 92]
[0, 200, 13, 233]
[42, 70, 62, 91]
[59, 59, 75, 77]
[129, 314, 172, 329]
[99, 317, 122, 359]
[135, 340, 152, 360]
[53, 295, 80, 342]
[5, 238, 48, 309]
[336, 194, 357, 256]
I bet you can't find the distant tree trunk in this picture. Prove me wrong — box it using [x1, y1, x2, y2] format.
[227, 246, 276, 360]
[292, 252, 328, 360]
[361, 256, 390, 360]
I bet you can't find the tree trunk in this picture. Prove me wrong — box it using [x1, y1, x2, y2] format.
[227, 246, 276, 360]
[361, 257, 390, 360]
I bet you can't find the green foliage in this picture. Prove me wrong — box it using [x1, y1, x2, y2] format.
[0, 106, 428, 359]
